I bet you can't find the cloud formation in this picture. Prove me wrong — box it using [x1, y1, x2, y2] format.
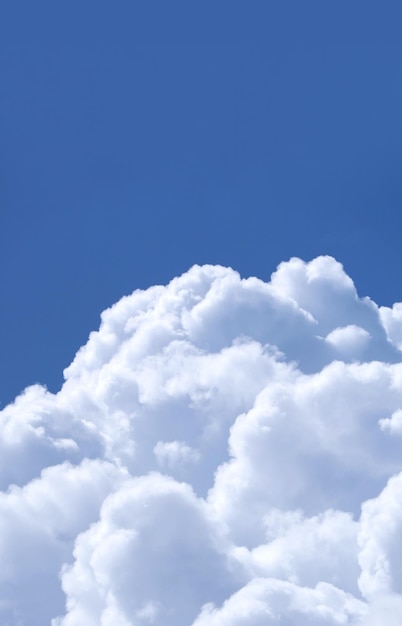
[2, 256, 402, 624]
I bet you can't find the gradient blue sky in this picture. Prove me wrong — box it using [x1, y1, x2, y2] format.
[1, 2, 402, 405]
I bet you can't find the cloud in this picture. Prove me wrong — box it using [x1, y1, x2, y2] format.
[52, 473, 240, 626]
[0, 459, 126, 625]
[379, 302, 402, 351]
[325, 324, 371, 355]
[2, 256, 402, 624]
[153, 440, 201, 468]
[192, 578, 367, 625]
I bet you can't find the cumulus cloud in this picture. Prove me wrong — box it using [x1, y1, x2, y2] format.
[192, 578, 367, 625]
[2, 255, 402, 624]
[52, 474, 239, 626]
[325, 324, 371, 355]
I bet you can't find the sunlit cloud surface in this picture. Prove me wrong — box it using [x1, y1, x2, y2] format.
[2, 256, 402, 624]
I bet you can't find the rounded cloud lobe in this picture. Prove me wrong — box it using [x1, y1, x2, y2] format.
[2, 256, 402, 624]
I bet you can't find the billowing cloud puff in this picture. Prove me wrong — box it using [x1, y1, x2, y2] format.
[2, 256, 402, 624]
[0, 459, 126, 625]
[52, 474, 240, 626]
[192, 578, 367, 625]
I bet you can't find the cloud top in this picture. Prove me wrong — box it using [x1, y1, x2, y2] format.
[2, 256, 402, 624]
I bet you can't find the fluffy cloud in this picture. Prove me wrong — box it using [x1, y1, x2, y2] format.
[2, 256, 402, 624]
[192, 578, 367, 625]
[52, 473, 240, 626]
[0, 459, 126, 625]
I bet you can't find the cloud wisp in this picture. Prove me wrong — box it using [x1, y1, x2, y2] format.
[2, 256, 402, 624]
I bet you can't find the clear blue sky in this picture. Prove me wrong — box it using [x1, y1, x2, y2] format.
[1, 2, 402, 405]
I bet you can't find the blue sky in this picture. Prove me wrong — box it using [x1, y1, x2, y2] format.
[2, 3, 402, 404]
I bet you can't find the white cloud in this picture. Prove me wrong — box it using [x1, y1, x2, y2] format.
[192, 578, 367, 625]
[0, 459, 127, 625]
[379, 409, 402, 434]
[358, 472, 402, 599]
[379, 302, 402, 351]
[325, 324, 371, 355]
[2, 256, 402, 624]
[154, 440, 200, 468]
[52, 474, 240, 626]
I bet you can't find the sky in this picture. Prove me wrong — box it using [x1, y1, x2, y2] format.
[3, 4, 402, 624]
[2, 3, 402, 404]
